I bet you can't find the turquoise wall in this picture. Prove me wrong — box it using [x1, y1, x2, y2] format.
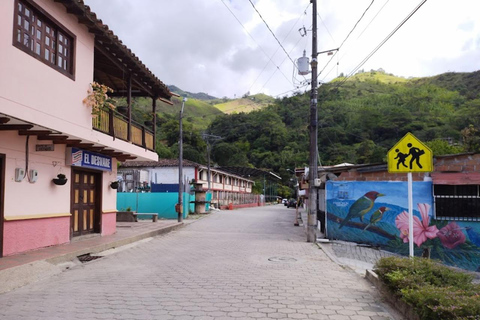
[205, 192, 212, 211]
[117, 192, 194, 220]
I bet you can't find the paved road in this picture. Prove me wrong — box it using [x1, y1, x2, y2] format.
[0, 205, 399, 320]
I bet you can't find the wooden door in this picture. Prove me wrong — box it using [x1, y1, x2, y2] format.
[71, 169, 101, 237]
[0, 154, 4, 257]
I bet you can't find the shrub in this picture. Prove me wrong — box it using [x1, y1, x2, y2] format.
[374, 257, 480, 319]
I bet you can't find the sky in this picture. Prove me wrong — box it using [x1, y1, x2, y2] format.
[83, 0, 480, 99]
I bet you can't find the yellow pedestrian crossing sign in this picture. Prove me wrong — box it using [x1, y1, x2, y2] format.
[387, 133, 433, 173]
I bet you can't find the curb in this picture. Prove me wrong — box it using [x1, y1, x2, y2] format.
[46, 222, 184, 265]
[365, 270, 420, 320]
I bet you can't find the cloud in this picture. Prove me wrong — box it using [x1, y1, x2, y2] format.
[84, 0, 480, 98]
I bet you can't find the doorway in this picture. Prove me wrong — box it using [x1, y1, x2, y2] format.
[71, 169, 101, 237]
[0, 154, 4, 257]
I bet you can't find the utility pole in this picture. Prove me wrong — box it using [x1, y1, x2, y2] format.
[307, 0, 318, 242]
[201, 133, 222, 191]
[177, 97, 187, 222]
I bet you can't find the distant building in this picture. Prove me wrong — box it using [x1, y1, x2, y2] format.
[118, 159, 258, 209]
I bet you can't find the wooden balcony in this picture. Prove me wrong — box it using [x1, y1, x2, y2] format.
[92, 108, 155, 151]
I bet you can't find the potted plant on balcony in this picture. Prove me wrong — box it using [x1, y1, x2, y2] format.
[82, 81, 116, 117]
[52, 173, 68, 186]
[144, 112, 154, 127]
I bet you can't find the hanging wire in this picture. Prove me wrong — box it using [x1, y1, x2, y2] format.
[248, 2, 311, 93]
[219, 0, 293, 87]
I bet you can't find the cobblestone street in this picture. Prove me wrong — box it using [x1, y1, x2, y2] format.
[0, 205, 400, 320]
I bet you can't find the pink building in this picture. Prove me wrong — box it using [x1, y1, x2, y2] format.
[0, 0, 173, 256]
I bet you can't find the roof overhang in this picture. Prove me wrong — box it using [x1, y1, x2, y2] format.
[218, 167, 281, 181]
[0, 114, 139, 162]
[58, 0, 173, 100]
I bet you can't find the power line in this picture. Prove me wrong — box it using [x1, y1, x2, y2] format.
[315, 0, 375, 79]
[327, 0, 391, 81]
[248, 3, 311, 93]
[336, 0, 428, 88]
[219, 0, 293, 87]
[258, 34, 307, 94]
[317, 12, 335, 44]
[338, 0, 376, 50]
[248, 0, 299, 72]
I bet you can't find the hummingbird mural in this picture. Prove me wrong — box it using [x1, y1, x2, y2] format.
[339, 191, 385, 229]
[363, 206, 390, 231]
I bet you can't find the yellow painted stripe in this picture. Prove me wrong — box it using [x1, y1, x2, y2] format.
[5, 213, 71, 221]
[102, 210, 118, 214]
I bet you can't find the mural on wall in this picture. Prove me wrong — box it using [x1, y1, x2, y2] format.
[326, 181, 480, 272]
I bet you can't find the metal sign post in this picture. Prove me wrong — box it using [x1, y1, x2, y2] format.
[387, 132, 433, 257]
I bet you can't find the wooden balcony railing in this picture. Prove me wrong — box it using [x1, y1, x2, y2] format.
[92, 108, 155, 151]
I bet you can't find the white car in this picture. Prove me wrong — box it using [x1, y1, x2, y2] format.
[282, 199, 288, 205]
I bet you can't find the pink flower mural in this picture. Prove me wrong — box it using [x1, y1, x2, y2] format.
[395, 203, 439, 247]
[437, 222, 466, 249]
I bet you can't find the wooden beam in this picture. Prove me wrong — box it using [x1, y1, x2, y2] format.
[152, 97, 157, 151]
[53, 139, 82, 145]
[76, 143, 95, 149]
[0, 124, 34, 131]
[18, 130, 53, 136]
[127, 74, 132, 141]
[94, 45, 157, 97]
[37, 135, 69, 141]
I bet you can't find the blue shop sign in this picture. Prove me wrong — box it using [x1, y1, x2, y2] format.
[66, 147, 112, 171]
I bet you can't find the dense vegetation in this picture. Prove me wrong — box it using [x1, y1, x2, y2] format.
[127, 70, 480, 193]
[374, 257, 480, 319]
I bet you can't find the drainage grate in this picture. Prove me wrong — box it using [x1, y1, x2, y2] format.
[268, 257, 297, 263]
[77, 253, 103, 263]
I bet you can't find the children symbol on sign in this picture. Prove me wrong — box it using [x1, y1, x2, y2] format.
[407, 143, 425, 169]
[394, 149, 408, 170]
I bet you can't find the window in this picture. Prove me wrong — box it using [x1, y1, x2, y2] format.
[13, 0, 74, 78]
[434, 184, 480, 221]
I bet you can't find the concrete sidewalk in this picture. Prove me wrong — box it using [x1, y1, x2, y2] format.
[0, 218, 191, 294]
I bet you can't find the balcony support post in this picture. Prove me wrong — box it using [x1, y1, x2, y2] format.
[152, 97, 157, 150]
[109, 108, 115, 139]
[127, 74, 132, 142]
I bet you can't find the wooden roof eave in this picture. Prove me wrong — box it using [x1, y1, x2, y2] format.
[58, 0, 172, 101]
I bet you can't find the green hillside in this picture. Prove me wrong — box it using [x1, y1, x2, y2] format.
[167, 85, 217, 100]
[204, 69, 480, 177]
[122, 96, 222, 130]
[213, 93, 275, 114]
[121, 70, 480, 186]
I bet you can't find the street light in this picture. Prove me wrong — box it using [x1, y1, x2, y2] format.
[287, 169, 300, 227]
[177, 97, 187, 222]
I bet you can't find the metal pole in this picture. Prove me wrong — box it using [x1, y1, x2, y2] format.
[408, 172, 414, 257]
[177, 97, 186, 222]
[207, 142, 211, 191]
[307, 0, 318, 242]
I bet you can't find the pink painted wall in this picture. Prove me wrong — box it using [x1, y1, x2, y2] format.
[0, 132, 71, 217]
[0, 0, 94, 131]
[0, 0, 157, 161]
[102, 212, 116, 236]
[3, 217, 70, 256]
